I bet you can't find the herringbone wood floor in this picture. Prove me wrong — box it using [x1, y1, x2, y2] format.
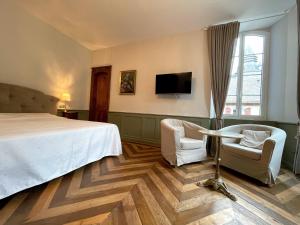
[0, 142, 300, 225]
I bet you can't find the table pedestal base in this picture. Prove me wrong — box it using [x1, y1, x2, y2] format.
[197, 178, 237, 201]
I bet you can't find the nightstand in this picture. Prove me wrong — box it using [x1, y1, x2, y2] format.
[62, 111, 78, 120]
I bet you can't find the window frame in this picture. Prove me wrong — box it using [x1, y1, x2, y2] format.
[224, 30, 270, 120]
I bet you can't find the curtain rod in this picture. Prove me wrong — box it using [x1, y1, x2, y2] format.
[204, 10, 290, 30]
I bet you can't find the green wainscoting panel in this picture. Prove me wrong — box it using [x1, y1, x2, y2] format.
[142, 117, 157, 140]
[277, 122, 297, 170]
[58, 109, 297, 171]
[76, 110, 89, 120]
[108, 112, 210, 146]
[122, 115, 143, 139]
[108, 113, 122, 135]
[108, 112, 296, 170]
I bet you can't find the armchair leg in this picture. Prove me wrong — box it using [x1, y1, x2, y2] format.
[161, 158, 178, 168]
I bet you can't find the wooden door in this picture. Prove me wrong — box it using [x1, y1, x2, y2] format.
[89, 66, 111, 122]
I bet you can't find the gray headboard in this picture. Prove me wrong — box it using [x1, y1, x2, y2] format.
[0, 83, 59, 114]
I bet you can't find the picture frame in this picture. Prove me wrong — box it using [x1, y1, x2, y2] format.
[119, 70, 136, 95]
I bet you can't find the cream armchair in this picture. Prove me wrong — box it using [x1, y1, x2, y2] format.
[219, 124, 287, 185]
[160, 119, 208, 166]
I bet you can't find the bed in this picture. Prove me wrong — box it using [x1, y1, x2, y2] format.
[0, 83, 122, 199]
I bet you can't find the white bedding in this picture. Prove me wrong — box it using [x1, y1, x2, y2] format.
[0, 113, 122, 199]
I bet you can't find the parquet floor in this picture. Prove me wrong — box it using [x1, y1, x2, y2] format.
[0, 142, 300, 225]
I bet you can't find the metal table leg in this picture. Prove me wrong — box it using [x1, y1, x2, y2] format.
[197, 136, 237, 201]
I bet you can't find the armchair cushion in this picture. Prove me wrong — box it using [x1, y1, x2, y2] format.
[180, 138, 204, 150]
[222, 143, 262, 160]
[239, 130, 271, 150]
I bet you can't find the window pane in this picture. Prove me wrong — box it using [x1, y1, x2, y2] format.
[228, 76, 237, 95]
[234, 38, 240, 57]
[224, 96, 237, 116]
[243, 54, 263, 75]
[242, 75, 261, 96]
[241, 96, 261, 116]
[241, 35, 264, 117]
[224, 33, 266, 118]
[224, 72, 238, 116]
[231, 56, 239, 76]
[244, 35, 264, 55]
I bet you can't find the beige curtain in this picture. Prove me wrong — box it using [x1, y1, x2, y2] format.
[294, 0, 300, 175]
[207, 22, 240, 156]
[208, 21, 240, 130]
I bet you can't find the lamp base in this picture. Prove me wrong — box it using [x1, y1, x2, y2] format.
[64, 101, 68, 112]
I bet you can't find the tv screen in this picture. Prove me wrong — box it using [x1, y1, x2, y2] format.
[155, 72, 192, 94]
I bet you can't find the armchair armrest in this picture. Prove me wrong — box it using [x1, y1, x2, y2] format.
[160, 120, 185, 165]
[160, 121, 181, 150]
[261, 131, 287, 165]
[182, 121, 207, 140]
[261, 139, 276, 164]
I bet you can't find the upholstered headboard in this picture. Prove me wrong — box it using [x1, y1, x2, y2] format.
[0, 83, 59, 114]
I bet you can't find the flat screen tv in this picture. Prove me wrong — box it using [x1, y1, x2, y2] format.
[155, 72, 192, 94]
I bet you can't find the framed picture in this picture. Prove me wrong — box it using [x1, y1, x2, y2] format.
[119, 70, 136, 95]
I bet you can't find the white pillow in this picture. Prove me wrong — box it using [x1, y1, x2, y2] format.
[239, 130, 271, 150]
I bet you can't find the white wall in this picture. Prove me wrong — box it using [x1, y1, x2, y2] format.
[268, 6, 298, 123]
[284, 6, 298, 122]
[4, 0, 295, 119]
[92, 30, 211, 117]
[268, 17, 287, 121]
[0, 1, 91, 109]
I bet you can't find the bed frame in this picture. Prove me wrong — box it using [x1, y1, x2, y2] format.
[0, 83, 59, 114]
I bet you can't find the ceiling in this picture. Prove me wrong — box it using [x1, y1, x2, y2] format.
[18, 0, 296, 50]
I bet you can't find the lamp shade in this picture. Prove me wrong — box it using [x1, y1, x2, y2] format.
[61, 92, 71, 101]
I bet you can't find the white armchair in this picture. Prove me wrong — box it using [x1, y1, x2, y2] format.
[160, 119, 208, 166]
[219, 124, 287, 185]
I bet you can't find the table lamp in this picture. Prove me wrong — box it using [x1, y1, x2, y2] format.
[61, 92, 71, 112]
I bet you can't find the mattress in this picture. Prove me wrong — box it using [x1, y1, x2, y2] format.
[0, 113, 122, 199]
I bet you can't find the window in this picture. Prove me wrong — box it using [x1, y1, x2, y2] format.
[224, 32, 269, 118]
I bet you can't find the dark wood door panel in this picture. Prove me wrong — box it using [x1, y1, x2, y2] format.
[89, 66, 111, 122]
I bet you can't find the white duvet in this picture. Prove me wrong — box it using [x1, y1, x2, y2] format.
[0, 113, 122, 199]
